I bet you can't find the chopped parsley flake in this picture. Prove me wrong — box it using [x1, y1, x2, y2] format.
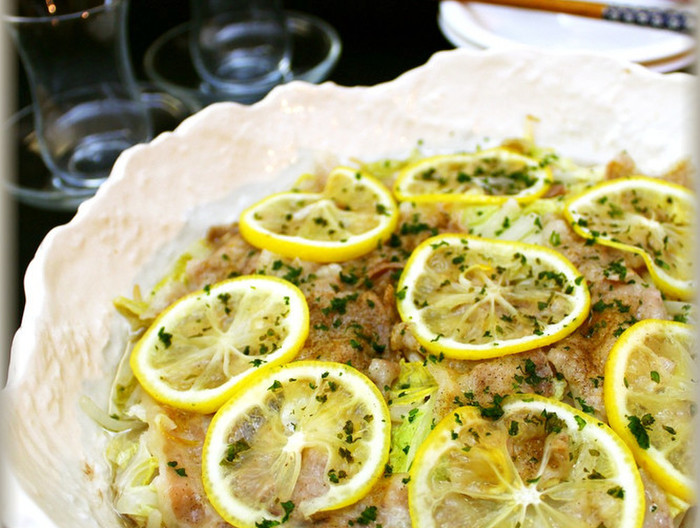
[627, 414, 653, 449]
[222, 439, 251, 464]
[157, 327, 173, 348]
[352, 506, 378, 526]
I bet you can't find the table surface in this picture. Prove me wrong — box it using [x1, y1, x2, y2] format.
[7, 0, 452, 355]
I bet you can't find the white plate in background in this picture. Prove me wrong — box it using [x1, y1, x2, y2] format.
[437, 9, 695, 72]
[439, 0, 695, 68]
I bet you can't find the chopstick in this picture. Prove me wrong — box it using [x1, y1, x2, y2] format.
[460, 0, 695, 33]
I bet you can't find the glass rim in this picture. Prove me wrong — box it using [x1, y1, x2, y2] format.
[3, 0, 124, 24]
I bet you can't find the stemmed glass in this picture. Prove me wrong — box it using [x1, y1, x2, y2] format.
[4, 0, 152, 189]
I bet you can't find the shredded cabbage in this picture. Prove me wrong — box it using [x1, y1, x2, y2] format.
[547, 154, 605, 195]
[113, 239, 213, 332]
[113, 294, 152, 331]
[107, 429, 159, 522]
[78, 395, 143, 433]
[508, 135, 605, 195]
[459, 199, 546, 244]
[387, 361, 438, 473]
[149, 241, 209, 295]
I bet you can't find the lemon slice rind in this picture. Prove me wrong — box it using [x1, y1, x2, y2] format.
[604, 319, 696, 503]
[396, 234, 590, 359]
[409, 394, 645, 528]
[202, 361, 391, 527]
[239, 167, 398, 263]
[564, 176, 695, 300]
[130, 276, 309, 414]
[393, 148, 552, 204]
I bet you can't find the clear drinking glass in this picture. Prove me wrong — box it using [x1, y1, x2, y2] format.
[189, 0, 291, 99]
[5, 0, 152, 189]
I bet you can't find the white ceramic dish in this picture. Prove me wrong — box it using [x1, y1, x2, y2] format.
[439, 0, 696, 68]
[2, 48, 695, 528]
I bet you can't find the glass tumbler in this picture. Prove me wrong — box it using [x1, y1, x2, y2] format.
[5, 0, 152, 188]
[190, 0, 291, 99]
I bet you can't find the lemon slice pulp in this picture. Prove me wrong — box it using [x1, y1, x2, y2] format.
[202, 361, 391, 527]
[564, 176, 695, 299]
[396, 234, 590, 359]
[604, 319, 696, 503]
[239, 166, 398, 262]
[130, 276, 309, 413]
[393, 148, 551, 204]
[409, 395, 645, 528]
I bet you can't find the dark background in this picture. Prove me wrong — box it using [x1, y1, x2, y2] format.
[10, 0, 452, 340]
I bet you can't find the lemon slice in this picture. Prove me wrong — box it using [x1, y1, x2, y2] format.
[130, 276, 309, 413]
[409, 394, 645, 528]
[564, 177, 695, 299]
[202, 361, 391, 527]
[393, 148, 551, 204]
[239, 166, 398, 263]
[396, 234, 590, 359]
[604, 319, 696, 503]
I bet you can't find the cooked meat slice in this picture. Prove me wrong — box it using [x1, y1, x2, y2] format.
[390, 322, 421, 361]
[541, 214, 669, 420]
[299, 289, 398, 373]
[660, 158, 694, 190]
[145, 402, 223, 528]
[423, 362, 464, 421]
[418, 351, 558, 426]
[367, 358, 401, 391]
[187, 224, 261, 288]
[124, 165, 682, 528]
[547, 277, 667, 422]
[290, 447, 331, 510]
[310, 474, 410, 528]
[605, 151, 637, 180]
[459, 350, 557, 405]
[640, 468, 675, 528]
